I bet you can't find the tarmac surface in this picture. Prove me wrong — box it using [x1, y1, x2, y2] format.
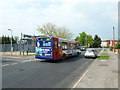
[2, 49, 101, 88]
[74, 49, 118, 88]
[2, 49, 118, 88]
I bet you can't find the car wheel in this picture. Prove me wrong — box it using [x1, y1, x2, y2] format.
[94, 55, 97, 59]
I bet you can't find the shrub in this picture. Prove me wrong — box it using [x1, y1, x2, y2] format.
[109, 47, 113, 51]
[115, 43, 120, 49]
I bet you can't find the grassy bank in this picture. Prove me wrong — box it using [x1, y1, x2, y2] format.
[97, 56, 110, 60]
[24, 54, 36, 56]
[97, 50, 110, 60]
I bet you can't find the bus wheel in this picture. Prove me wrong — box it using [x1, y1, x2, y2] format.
[62, 54, 66, 60]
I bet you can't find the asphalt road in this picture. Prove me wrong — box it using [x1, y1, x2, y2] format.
[2, 49, 102, 88]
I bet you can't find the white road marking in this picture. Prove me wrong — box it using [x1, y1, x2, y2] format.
[33, 59, 40, 61]
[71, 69, 89, 89]
[98, 49, 104, 56]
[2, 64, 9, 67]
[95, 49, 104, 61]
[2, 56, 21, 58]
[6, 59, 11, 60]
[21, 61, 26, 63]
[20, 61, 25, 63]
[100, 60, 106, 61]
[20, 60, 30, 63]
[2, 59, 40, 66]
[11, 63, 18, 65]
[24, 60, 29, 62]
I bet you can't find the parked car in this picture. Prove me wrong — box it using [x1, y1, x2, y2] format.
[80, 46, 87, 51]
[84, 49, 98, 58]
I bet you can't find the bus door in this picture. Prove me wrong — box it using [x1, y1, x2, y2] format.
[53, 38, 62, 60]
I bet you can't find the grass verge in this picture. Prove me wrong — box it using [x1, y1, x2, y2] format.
[100, 53, 108, 56]
[24, 54, 36, 56]
[97, 56, 110, 60]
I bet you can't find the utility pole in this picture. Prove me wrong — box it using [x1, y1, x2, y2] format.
[20, 33, 22, 55]
[8, 29, 12, 55]
[113, 27, 115, 41]
[113, 26, 115, 52]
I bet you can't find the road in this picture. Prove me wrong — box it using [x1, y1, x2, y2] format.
[2, 49, 101, 88]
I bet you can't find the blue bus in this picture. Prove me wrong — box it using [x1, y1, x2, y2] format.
[35, 37, 81, 60]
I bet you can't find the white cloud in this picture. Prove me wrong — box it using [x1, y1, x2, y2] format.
[0, 0, 118, 40]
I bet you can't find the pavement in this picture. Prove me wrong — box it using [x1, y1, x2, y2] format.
[0, 51, 35, 56]
[74, 49, 118, 88]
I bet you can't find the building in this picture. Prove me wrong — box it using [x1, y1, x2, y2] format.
[101, 40, 118, 47]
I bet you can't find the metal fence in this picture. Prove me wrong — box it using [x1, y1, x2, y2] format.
[1, 44, 35, 53]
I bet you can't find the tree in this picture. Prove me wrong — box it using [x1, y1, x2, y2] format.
[75, 36, 79, 41]
[2, 35, 4, 44]
[14, 36, 19, 44]
[78, 32, 87, 46]
[76, 32, 94, 47]
[1, 35, 18, 44]
[93, 35, 101, 48]
[37, 22, 73, 39]
[7, 36, 10, 44]
[115, 43, 120, 49]
[86, 35, 94, 47]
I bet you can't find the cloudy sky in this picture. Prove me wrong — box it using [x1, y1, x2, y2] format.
[0, 0, 118, 40]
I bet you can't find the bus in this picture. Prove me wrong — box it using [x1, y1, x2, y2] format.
[35, 37, 81, 60]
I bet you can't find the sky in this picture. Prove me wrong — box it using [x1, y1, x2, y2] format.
[0, 0, 118, 40]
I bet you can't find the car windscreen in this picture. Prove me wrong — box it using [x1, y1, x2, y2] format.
[86, 50, 94, 52]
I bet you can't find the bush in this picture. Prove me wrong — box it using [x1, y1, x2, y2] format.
[115, 43, 120, 49]
[109, 47, 113, 51]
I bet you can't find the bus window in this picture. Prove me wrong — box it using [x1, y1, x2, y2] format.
[54, 41, 58, 49]
[58, 42, 62, 49]
[67, 43, 71, 50]
[62, 42, 67, 50]
[70, 43, 73, 49]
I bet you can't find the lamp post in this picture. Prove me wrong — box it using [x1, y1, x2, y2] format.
[8, 29, 12, 55]
[113, 26, 115, 52]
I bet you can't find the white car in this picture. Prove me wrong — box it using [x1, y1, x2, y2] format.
[84, 49, 98, 58]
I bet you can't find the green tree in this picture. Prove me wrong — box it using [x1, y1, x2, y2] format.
[4, 36, 8, 44]
[115, 43, 120, 49]
[86, 35, 94, 47]
[37, 22, 73, 39]
[93, 35, 101, 48]
[78, 32, 87, 46]
[1, 35, 18, 44]
[14, 36, 19, 44]
[2, 35, 4, 44]
[7, 36, 10, 44]
[76, 32, 94, 47]
[75, 36, 79, 41]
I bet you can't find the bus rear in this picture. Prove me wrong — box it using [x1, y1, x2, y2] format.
[35, 37, 53, 60]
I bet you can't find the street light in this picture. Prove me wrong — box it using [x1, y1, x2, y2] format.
[8, 29, 12, 55]
[113, 27, 115, 52]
